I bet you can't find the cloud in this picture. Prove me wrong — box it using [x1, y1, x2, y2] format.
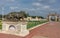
[47, 0, 56, 3]
[49, 0, 56, 3]
[22, 7, 50, 12]
[29, 9, 36, 11]
[23, 8, 36, 11]
[32, 0, 57, 12]
[6, 0, 15, 2]
[10, 6, 18, 10]
[32, 2, 42, 6]
[38, 0, 56, 4]
[43, 5, 50, 9]
[32, 2, 51, 10]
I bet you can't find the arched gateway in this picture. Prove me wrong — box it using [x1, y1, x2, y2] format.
[47, 13, 59, 21]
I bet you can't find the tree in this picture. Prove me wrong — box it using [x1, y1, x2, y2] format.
[4, 11, 29, 21]
[18, 11, 29, 18]
[37, 16, 44, 19]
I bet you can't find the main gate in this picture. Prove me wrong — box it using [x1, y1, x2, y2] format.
[47, 13, 59, 21]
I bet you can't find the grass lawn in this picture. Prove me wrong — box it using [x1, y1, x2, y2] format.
[27, 20, 48, 29]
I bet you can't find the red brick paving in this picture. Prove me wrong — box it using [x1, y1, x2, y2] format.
[25, 22, 60, 38]
[0, 33, 23, 38]
[0, 22, 60, 38]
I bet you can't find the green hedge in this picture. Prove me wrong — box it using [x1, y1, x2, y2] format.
[0, 20, 2, 29]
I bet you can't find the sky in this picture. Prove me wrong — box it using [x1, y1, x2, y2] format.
[0, 0, 60, 17]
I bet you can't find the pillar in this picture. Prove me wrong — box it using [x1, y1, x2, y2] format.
[19, 22, 29, 37]
[2, 21, 9, 31]
[49, 16, 51, 21]
[55, 16, 57, 21]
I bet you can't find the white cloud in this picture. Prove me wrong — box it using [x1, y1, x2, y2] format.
[32, 3, 51, 10]
[50, 8, 59, 12]
[32, 2, 42, 6]
[10, 6, 18, 10]
[23, 8, 36, 11]
[29, 9, 36, 11]
[43, 5, 50, 9]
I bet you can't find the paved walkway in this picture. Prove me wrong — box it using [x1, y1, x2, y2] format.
[0, 22, 60, 38]
[25, 22, 60, 38]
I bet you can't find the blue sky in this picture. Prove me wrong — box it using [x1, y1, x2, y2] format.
[0, 0, 60, 17]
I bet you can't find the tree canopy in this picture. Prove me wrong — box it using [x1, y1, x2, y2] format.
[4, 11, 29, 21]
